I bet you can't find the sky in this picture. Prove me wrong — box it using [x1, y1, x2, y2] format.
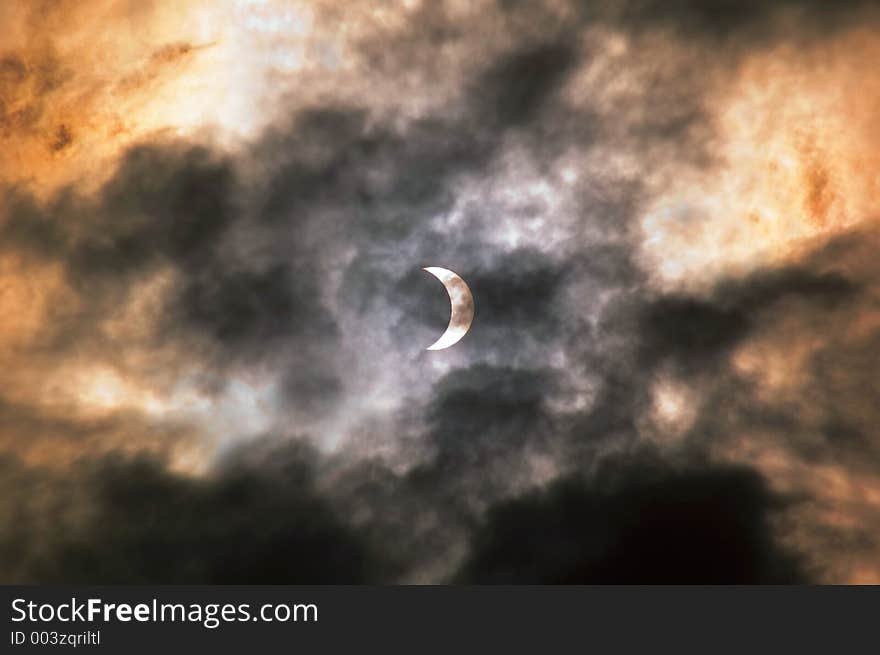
[2, 0, 880, 583]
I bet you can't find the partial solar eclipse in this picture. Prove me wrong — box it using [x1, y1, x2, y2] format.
[422, 267, 475, 351]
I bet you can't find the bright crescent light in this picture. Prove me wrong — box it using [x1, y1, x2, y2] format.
[422, 267, 475, 351]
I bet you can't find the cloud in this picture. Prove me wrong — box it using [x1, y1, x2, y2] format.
[0, 444, 377, 584]
[637, 267, 859, 375]
[585, 0, 880, 44]
[456, 460, 807, 583]
[1, 0, 880, 583]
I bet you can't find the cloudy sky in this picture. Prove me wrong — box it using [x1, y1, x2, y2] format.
[2, 0, 880, 583]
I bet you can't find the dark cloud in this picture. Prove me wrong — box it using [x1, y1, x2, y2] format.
[1, 142, 238, 289]
[0, 138, 340, 373]
[470, 43, 577, 130]
[470, 250, 570, 336]
[456, 460, 807, 583]
[575, 0, 880, 44]
[424, 365, 557, 470]
[176, 262, 336, 350]
[636, 232, 880, 576]
[638, 267, 859, 375]
[0, 445, 377, 584]
[679, 231, 880, 441]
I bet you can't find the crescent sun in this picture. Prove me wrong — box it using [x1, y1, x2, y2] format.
[422, 267, 475, 351]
